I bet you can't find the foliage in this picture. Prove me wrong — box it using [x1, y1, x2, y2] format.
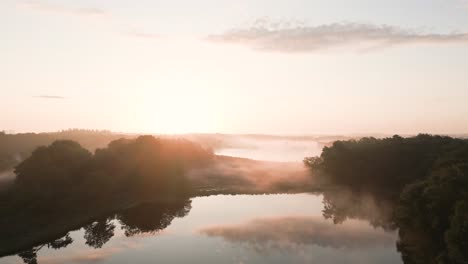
[117, 200, 192, 237]
[10, 135, 212, 202]
[445, 201, 468, 263]
[396, 163, 468, 264]
[305, 134, 468, 264]
[0, 129, 129, 172]
[87, 136, 213, 199]
[10, 198, 191, 263]
[83, 219, 116, 249]
[14, 140, 92, 196]
[306, 134, 468, 193]
[0, 135, 212, 259]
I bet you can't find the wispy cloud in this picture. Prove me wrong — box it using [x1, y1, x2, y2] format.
[20, 0, 106, 17]
[33, 95, 65, 99]
[19, 1, 161, 41]
[207, 20, 468, 53]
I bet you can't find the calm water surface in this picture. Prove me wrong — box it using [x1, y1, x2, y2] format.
[1, 194, 402, 264]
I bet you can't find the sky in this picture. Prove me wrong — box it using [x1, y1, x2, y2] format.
[2, 0, 468, 135]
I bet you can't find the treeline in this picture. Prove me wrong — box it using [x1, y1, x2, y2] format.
[305, 134, 468, 263]
[8, 135, 213, 203]
[0, 135, 213, 255]
[0, 130, 249, 173]
[0, 129, 132, 172]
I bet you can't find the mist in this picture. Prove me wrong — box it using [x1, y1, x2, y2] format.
[215, 136, 323, 162]
[0, 170, 14, 191]
[188, 156, 313, 194]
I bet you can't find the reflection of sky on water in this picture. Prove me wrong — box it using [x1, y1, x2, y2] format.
[1, 194, 402, 264]
[198, 216, 395, 250]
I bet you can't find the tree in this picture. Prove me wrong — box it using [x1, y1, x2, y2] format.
[14, 140, 92, 196]
[84, 219, 115, 248]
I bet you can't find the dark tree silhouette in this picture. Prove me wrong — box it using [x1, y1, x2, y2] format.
[0, 135, 210, 257]
[84, 219, 115, 249]
[18, 249, 38, 264]
[305, 134, 468, 264]
[14, 140, 92, 196]
[10, 199, 192, 263]
[17, 234, 73, 264]
[118, 200, 192, 237]
[0, 130, 128, 172]
[305, 134, 468, 194]
[47, 234, 73, 249]
[396, 163, 468, 264]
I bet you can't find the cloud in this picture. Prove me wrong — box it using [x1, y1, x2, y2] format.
[20, 0, 106, 17]
[207, 20, 468, 53]
[20, 1, 159, 41]
[198, 216, 396, 252]
[33, 95, 65, 99]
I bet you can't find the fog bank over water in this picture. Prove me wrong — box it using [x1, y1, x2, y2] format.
[190, 136, 322, 193]
[215, 137, 323, 162]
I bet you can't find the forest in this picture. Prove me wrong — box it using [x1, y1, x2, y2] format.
[1, 133, 467, 263]
[0, 135, 213, 256]
[305, 134, 468, 263]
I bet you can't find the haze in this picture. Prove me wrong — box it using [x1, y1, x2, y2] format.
[2, 0, 468, 135]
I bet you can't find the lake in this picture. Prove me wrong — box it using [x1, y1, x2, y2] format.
[0, 139, 405, 264]
[0, 193, 402, 264]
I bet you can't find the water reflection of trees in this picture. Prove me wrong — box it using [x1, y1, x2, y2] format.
[83, 218, 115, 249]
[18, 234, 73, 264]
[0, 135, 208, 262]
[13, 199, 191, 264]
[320, 186, 468, 264]
[118, 200, 192, 237]
[321, 188, 397, 231]
[306, 135, 468, 263]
